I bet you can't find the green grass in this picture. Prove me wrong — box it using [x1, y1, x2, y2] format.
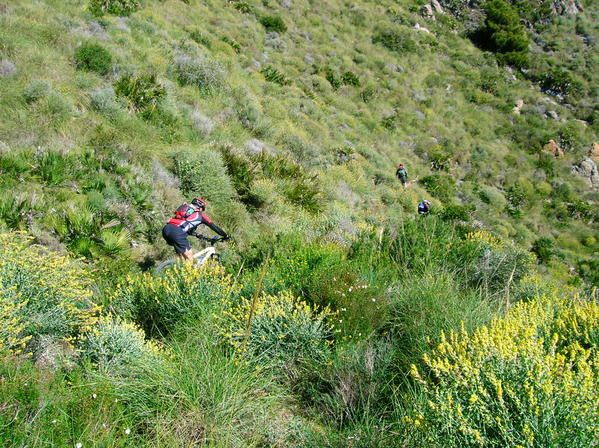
[0, 0, 597, 444]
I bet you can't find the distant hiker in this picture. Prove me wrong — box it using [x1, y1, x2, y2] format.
[418, 199, 431, 215]
[162, 197, 228, 262]
[396, 163, 408, 187]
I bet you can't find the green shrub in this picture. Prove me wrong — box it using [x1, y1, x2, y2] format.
[23, 80, 49, 104]
[222, 290, 333, 377]
[440, 203, 475, 222]
[261, 65, 290, 85]
[373, 26, 417, 54]
[540, 67, 584, 97]
[325, 67, 341, 90]
[114, 72, 166, 113]
[341, 71, 360, 87]
[531, 237, 554, 264]
[74, 42, 112, 75]
[473, 0, 529, 67]
[173, 53, 226, 94]
[173, 148, 236, 207]
[408, 295, 598, 447]
[233, 1, 251, 13]
[258, 15, 287, 33]
[420, 174, 456, 202]
[283, 176, 323, 213]
[89, 0, 140, 16]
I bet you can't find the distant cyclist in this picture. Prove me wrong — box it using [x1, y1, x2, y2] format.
[396, 163, 408, 187]
[418, 199, 431, 215]
[162, 197, 228, 262]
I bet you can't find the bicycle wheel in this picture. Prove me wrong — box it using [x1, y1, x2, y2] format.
[155, 258, 177, 273]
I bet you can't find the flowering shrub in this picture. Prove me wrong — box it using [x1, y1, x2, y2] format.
[0, 288, 29, 355]
[222, 291, 333, 374]
[110, 262, 237, 337]
[407, 295, 599, 447]
[81, 317, 161, 375]
[0, 232, 100, 355]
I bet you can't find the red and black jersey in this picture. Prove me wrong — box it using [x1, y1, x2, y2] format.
[168, 210, 213, 234]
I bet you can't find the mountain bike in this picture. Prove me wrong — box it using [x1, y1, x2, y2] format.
[155, 234, 227, 273]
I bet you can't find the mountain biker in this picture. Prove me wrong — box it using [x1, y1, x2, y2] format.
[396, 163, 408, 187]
[418, 199, 431, 215]
[162, 197, 228, 262]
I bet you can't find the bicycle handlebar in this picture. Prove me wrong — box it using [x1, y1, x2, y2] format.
[194, 234, 229, 243]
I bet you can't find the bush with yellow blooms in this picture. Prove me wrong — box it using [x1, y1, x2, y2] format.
[0, 232, 99, 356]
[407, 295, 598, 447]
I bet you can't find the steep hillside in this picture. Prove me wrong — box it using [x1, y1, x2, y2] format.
[0, 0, 597, 283]
[0, 0, 598, 446]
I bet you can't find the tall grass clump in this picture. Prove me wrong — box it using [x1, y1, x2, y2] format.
[74, 42, 112, 75]
[173, 148, 236, 207]
[407, 295, 598, 447]
[0, 232, 99, 354]
[173, 53, 226, 94]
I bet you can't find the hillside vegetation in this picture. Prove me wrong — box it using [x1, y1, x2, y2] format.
[0, 0, 597, 446]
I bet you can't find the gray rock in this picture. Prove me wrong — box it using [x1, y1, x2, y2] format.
[245, 139, 275, 155]
[572, 157, 599, 189]
[280, 0, 292, 8]
[0, 59, 16, 77]
[431, 0, 444, 13]
[512, 99, 524, 115]
[548, 110, 559, 120]
[304, 54, 314, 65]
[421, 4, 434, 18]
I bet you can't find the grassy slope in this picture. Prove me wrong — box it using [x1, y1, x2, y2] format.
[0, 2, 598, 445]
[0, 0, 597, 282]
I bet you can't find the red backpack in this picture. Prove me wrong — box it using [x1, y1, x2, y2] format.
[173, 203, 197, 220]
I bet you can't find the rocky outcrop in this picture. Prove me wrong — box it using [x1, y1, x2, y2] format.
[431, 0, 444, 13]
[421, 4, 434, 19]
[512, 99, 524, 115]
[543, 139, 564, 158]
[572, 158, 599, 190]
[551, 0, 583, 15]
